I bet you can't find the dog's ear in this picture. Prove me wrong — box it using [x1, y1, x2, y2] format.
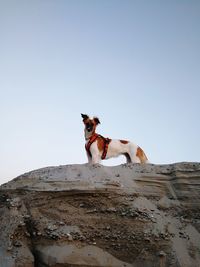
[94, 117, 100, 125]
[81, 114, 89, 121]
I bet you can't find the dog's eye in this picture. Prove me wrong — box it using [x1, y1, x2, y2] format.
[86, 122, 93, 127]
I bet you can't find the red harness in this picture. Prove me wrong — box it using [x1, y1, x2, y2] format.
[85, 133, 111, 160]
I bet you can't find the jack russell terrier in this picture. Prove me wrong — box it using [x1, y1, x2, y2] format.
[81, 114, 149, 164]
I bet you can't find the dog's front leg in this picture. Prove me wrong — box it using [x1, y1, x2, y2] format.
[86, 152, 99, 164]
[89, 144, 101, 164]
[86, 152, 92, 164]
[91, 153, 100, 164]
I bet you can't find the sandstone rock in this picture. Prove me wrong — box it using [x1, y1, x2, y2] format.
[35, 244, 132, 267]
[0, 162, 200, 267]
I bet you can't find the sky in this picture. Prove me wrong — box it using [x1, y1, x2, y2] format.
[0, 0, 200, 185]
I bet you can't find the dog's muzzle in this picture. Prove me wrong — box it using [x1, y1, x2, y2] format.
[86, 123, 93, 132]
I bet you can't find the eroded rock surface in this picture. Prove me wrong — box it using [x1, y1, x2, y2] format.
[0, 162, 200, 267]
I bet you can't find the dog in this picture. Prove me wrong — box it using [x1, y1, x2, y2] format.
[81, 114, 149, 164]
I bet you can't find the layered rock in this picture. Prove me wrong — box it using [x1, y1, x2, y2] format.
[0, 162, 200, 267]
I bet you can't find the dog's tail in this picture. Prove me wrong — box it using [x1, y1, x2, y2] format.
[136, 146, 149, 163]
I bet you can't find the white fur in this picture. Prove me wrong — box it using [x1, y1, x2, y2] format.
[86, 139, 142, 164]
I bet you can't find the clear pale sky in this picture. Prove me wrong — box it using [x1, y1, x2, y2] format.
[0, 0, 200, 185]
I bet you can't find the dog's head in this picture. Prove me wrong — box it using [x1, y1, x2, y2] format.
[81, 114, 100, 133]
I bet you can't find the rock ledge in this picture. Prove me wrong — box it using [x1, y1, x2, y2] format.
[0, 162, 200, 267]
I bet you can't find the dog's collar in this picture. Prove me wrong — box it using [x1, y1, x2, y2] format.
[85, 133, 111, 160]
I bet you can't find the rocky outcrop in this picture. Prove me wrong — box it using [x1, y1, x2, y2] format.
[0, 162, 200, 267]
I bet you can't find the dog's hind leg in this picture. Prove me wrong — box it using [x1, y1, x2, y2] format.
[130, 154, 141, 163]
[128, 145, 142, 163]
[124, 153, 132, 163]
[136, 146, 149, 163]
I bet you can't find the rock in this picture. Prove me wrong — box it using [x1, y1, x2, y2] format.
[67, 233, 73, 241]
[35, 244, 132, 267]
[0, 162, 200, 267]
[158, 250, 166, 257]
[13, 240, 22, 247]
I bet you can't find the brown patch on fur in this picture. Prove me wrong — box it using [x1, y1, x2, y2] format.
[120, 140, 129, 144]
[82, 118, 88, 124]
[83, 117, 99, 126]
[83, 118, 98, 127]
[83, 118, 98, 135]
[136, 146, 148, 163]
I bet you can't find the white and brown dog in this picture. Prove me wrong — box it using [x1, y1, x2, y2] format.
[81, 114, 149, 164]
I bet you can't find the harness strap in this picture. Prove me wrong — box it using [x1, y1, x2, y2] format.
[85, 134, 111, 160]
[85, 133, 99, 158]
[101, 137, 111, 160]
